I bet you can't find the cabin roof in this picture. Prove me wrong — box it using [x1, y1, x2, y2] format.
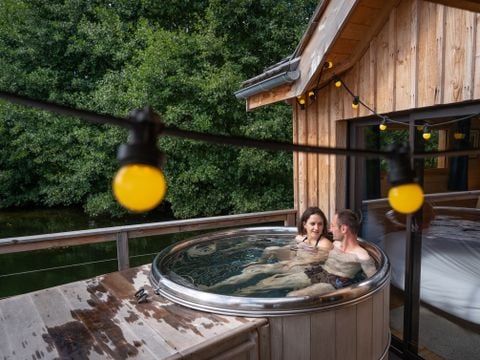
[236, 0, 480, 111]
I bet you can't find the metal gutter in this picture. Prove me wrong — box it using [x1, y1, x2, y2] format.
[234, 69, 300, 99]
[240, 56, 300, 88]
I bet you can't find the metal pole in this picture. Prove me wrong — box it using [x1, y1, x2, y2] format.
[402, 117, 424, 356]
[403, 214, 422, 354]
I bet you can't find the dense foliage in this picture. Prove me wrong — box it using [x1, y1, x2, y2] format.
[0, 0, 317, 218]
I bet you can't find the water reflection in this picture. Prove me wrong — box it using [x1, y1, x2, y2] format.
[0, 207, 182, 298]
[0, 207, 173, 238]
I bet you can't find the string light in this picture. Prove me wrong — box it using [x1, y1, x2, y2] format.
[299, 62, 343, 111]
[328, 74, 480, 133]
[453, 132, 465, 140]
[2, 90, 480, 215]
[333, 76, 342, 88]
[422, 124, 432, 140]
[113, 165, 167, 212]
[113, 107, 167, 212]
[352, 96, 359, 109]
[298, 61, 335, 111]
[386, 144, 424, 214]
[297, 63, 480, 134]
[379, 118, 387, 131]
[297, 96, 306, 110]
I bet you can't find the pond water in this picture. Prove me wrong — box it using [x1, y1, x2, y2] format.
[0, 207, 172, 238]
[0, 207, 191, 298]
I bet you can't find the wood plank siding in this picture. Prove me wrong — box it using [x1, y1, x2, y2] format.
[267, 282, 390, 360]
[292, 0, 480, 217]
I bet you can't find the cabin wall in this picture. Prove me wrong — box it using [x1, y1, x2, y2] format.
[293, 0, 480, 218]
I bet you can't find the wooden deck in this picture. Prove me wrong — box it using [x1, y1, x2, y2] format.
[0, 265, 268, 359]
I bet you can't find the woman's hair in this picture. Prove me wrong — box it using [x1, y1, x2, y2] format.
[297, 207, 329, 238]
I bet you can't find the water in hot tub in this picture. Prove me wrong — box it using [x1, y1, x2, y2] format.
[161, 233, 368, 297]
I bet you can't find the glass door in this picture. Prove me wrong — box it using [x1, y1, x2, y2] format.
[349, 105, 480, 359]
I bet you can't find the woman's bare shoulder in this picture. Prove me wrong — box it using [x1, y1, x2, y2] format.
[295, 234, 306, 242]
[317, 237, 333, 250]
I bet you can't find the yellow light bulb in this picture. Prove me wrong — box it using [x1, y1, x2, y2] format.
[352, 102, 359, 109]
[308, 91, 315, 98]
[379, 123, 387, 131]
[325, 61, 333, 69]
[422, 132, 431, 140]
[299, 98, 306, 105]
[416, 125, 424, 131]
[388, 183, 424, 214]
[335, 80, 342, 88]
[113, 164, 167, 212]
[453, 132, 465, 140]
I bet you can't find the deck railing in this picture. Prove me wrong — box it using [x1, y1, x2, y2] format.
[0, 209, 297, 270]
[362, 190, 480, 209]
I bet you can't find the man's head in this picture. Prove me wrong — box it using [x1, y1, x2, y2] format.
[330, 209, 360, 241]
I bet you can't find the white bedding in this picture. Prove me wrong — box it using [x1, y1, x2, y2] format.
[381, 215, 480, 324]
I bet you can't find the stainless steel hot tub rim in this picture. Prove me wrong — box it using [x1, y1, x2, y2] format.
[149, 227, 390, 317]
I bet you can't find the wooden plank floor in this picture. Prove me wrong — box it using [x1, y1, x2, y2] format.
[0, 265, 267, 359]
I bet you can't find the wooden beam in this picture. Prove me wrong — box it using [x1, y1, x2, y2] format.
[293, 0, 360, 96]
[246, 83, 294, 110]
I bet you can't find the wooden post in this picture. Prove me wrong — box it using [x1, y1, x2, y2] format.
[116, 232, 129, 271]
[285, 212, 297, 227]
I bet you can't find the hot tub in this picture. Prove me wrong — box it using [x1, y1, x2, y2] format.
[150, 227, 391, 360]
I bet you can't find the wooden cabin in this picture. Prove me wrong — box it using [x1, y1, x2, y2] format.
[235, 0, 480, 358]
[235, 0, 480, 220]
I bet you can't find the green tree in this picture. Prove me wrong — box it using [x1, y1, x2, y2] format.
[0, 0, 317, 218]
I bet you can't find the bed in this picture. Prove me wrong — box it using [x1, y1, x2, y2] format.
[379, 207, 480, 324]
